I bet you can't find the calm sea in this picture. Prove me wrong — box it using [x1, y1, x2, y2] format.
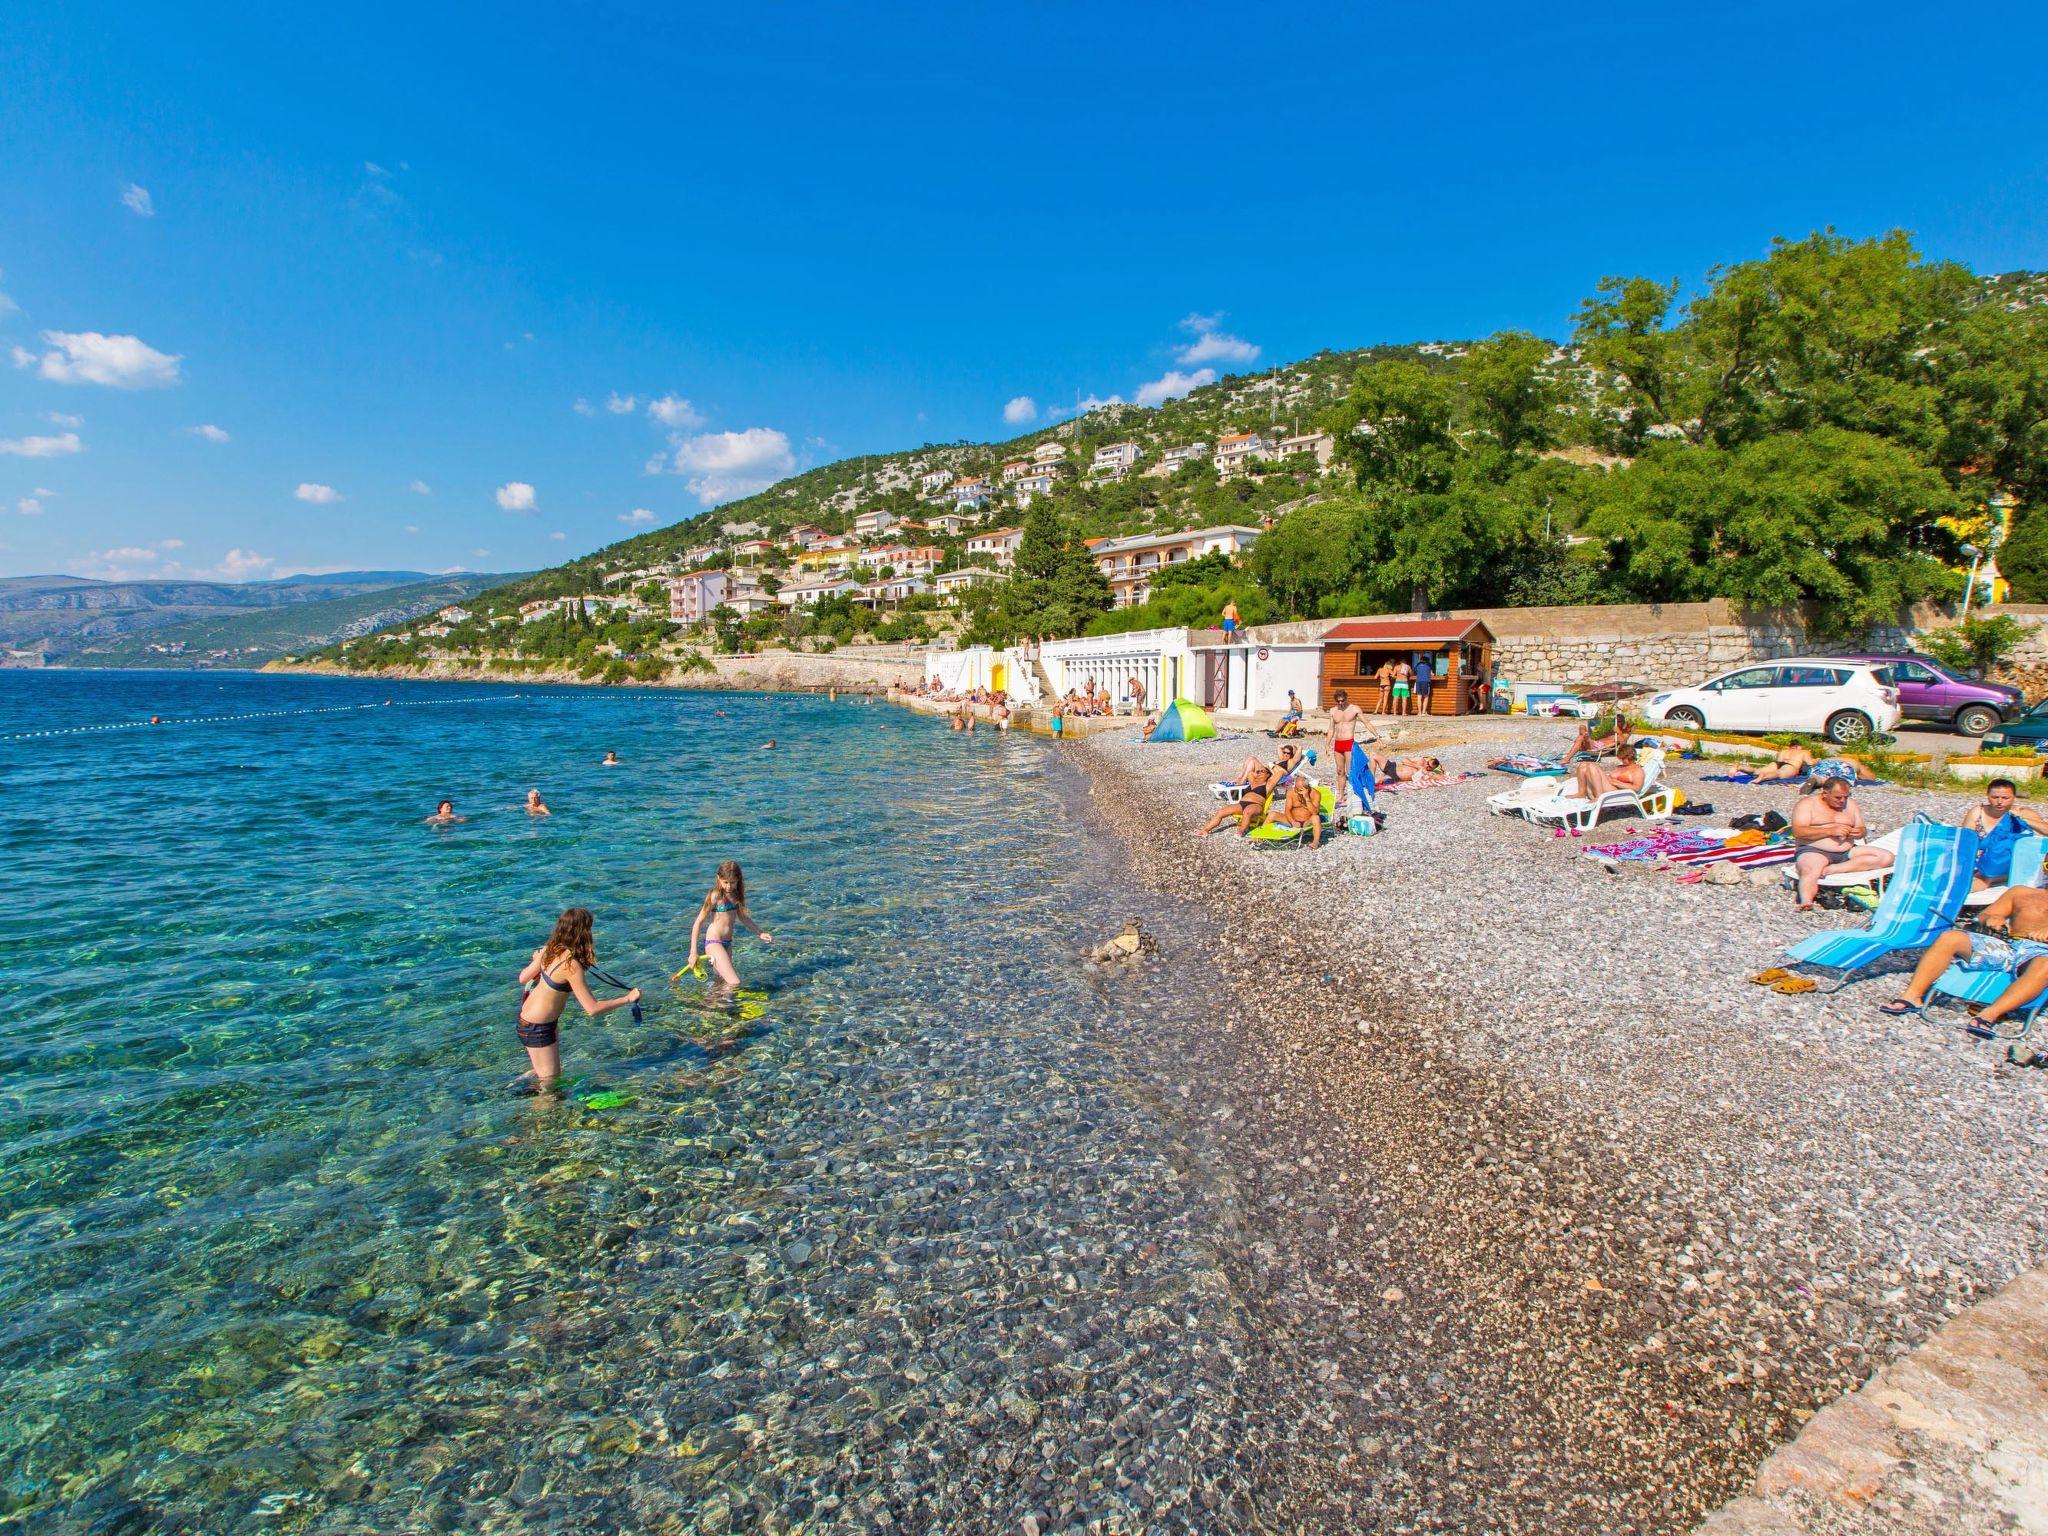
[0, 671, 1274, 1534]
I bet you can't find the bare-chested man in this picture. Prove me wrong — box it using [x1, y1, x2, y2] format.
[1880, 881, 2048, 1030]
[1790, 777, 1892, 910]
[1326, 689, 1373, 814]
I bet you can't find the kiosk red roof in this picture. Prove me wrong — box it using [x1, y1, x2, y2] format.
[1320, 619, 1493, 644]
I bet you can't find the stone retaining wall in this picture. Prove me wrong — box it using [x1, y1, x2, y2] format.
[1238, 603, 2048, 692]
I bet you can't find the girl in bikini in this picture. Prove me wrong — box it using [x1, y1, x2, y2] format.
[685, 860, 774, 989]
[516, 907, 641, 1089]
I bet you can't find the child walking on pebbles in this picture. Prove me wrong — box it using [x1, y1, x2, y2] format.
[684, 860, 773, 990]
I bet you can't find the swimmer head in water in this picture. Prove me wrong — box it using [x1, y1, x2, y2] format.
[526, 789, 551, 816]
[602, 751, 621, 766]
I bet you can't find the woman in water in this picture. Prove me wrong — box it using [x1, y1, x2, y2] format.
[684, 860, 773, 989]
[516, 907, 640, 1088]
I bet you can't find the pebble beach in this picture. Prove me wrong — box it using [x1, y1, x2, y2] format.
[1067, 720, 2048, 1533]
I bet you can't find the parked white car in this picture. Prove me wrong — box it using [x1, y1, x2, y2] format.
[1641, 658, 1902, 744]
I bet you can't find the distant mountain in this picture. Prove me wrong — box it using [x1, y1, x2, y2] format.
[0, 570, 511, 659]
[53, 571, 524, 668]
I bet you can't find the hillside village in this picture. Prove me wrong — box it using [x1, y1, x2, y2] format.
[319, 344, 1405, 676]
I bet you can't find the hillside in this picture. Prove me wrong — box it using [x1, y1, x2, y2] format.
[58, 571, 523, 668]
[472, 340, 1463, 608]
[0, 570, 494, 659]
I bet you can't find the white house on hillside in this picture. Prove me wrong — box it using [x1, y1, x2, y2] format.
[933, 567, 1000, 604]
[667, 569, 730, 625]
[1000, 459, 1031, 482]
[918, 468, 952, 497]
[1215, 431, 1274, 477]
[777, 577, 861, 609]
[1088, 524, 1261, 607]
[966, 526, 1024, 568]
[1160, 442, 1209, 471]
[1032, 440, 1066, 466]
[953, 476, 992, 509]
[1090, 441, 1141, 478]
[1273, 431, 1335, 468]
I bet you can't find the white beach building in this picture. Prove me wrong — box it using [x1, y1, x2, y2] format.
[923, 644, 1042, 703]
[1039, 627, 1204, 713]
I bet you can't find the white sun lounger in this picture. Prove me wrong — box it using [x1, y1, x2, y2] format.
[1517, 749, 1675, 833]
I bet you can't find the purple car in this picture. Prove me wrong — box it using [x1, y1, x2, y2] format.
[1837, 652, 2024, 736]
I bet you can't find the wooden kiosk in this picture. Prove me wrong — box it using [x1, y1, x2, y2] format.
[1318, 618, 1496, 716]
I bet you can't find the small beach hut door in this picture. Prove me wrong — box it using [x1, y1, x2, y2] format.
[991, 660, 1007, 694]
[1204, 652, 1227, 709]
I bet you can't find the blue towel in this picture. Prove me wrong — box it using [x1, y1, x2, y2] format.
[1978, 812, 2024, 884]
[1350, 750, 1377, 809]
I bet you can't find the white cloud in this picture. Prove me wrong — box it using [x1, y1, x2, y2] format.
[0, 431, 83, 457]
[619, 507, 655, 525]
[659, 426, 795, 506]
[218, 548, 272, 580]
[1135, 368, 1216, 407]
[495, 481, 537, 512]
[15, 497, 43, 516]
[606, 392, 640, 415]
[408, 479, 431, 495]
[294, 482, 342, 504]
[44, 412, 84, 428]
[1174, 312, 1260, 367]
[20, 330, 182, 388]
[1177, 331, 1259, 367]
[1003, 395, 1038, 425]
[572, 398, 595, 416]
[158, 538, 184, 549]
[100, 545, 160, 564]
[404, 524, 420, 534]
[548, 530, 566, 541]
[187, 423, 230, 444]
[471, 547, 491, 558]
[121, 183, 156, 217]
[646, 394, 704, 429]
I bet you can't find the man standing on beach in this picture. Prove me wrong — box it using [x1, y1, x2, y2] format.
[1413, 653, 1433, 716]
[1328, 689, 1371, 814]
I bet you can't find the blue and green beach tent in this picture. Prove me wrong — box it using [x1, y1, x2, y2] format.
[1150, 699, 1216, 743]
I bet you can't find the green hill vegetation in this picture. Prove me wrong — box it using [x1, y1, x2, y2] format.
[325, 230, 2048, 676]
[64, 571, 521, 667]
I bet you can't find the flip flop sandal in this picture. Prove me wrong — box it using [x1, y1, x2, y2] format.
[1962, 1004, 2023, 1041]
[1749, 968, 1790, 986]
[2008, 1043, 2042, 1067]
[1876, 998, 1922, 1016]
[1770, 977, 1818, 995]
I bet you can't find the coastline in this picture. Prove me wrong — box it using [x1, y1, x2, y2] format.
[1057, 721, 2048, 1532]
[263, 650, 922, 695]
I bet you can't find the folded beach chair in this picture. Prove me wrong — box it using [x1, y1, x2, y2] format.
[1488, 774, 1568, 815]
[1783, 823, 1980, 992]
[1516, 748, 1674, 833]
[1962, 831, 2048, 911]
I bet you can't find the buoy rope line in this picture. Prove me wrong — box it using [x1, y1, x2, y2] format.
[0, 689, 687, 743]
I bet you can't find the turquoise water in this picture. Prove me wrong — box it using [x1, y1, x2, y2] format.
[0, 672, 1272, 1534]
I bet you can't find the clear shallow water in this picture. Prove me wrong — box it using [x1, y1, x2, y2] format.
[0, 672, 1272, 1535]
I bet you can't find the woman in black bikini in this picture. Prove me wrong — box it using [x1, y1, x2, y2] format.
[516, 907, 640, 1088]
[685, 860, 773, 990]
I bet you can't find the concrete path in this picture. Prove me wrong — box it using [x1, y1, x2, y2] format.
[1696, 1263, 2048, 1535]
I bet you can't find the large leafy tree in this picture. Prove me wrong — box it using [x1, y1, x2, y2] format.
[1582, 427, 1960, 632]
[996, 501, 1112, 640]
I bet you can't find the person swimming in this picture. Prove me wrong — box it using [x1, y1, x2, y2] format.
[425, 799, 464, 825]
[516, 906, 640, 1089]
[684, 860, 773, 989]
[525, 788, 551, 816]
[601, 751, 621, 767]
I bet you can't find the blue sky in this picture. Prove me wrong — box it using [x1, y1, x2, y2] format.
[3, 1, 2044, 582]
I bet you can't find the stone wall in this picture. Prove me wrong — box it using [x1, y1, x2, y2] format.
[1237, 603, 2048, 692]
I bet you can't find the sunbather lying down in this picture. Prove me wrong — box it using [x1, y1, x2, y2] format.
[1752, 744, 1818, 781]
[1200, 765, 1273, 837]
[1880, 883, 2048, 1029]
[1367, 752, 1443, 784]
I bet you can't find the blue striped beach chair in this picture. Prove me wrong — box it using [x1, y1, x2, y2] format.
[1784, 823, 1980, 992]
[1930, 832, 2048, 1039]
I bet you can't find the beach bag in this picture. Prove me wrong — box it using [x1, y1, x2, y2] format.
[1346, 814, 1374, 838]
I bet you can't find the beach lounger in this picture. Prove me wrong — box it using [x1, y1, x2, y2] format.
[1927, 947, 2048, 1041]
[1783, 823, 1980, 992]
[1487, 775, 1568, 815]
[1808, 826, 1907, 893]
[1515, 749, 1674, 833]
[1249, 785, 1338, 848]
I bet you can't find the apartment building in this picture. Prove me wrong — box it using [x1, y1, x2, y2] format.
[1000, 459, 1032, 482]
[667, 569, 730, 625]
[918, 468, 953, 497]
[1273, 431, 1336, 468]
[1088, 524, 1262, 607]
[933, 567, 1001, 604]
[966, 526, 1024, 568]
[1032, 440, 1067, 466]
[1214, 432, 1274, 477]
[1159, 442, 1210, 471]
[851, 508, 897, 539]
[1090, 441, 1141, 478]
[953, 476, 993, 509]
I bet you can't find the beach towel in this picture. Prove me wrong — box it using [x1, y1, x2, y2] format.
[1703, 771, 1759, 783]
[1490, 755, 1567, 777]
[1977, 811, 2025, 883]
[1582, 829, 1716, 863]
[1350, 749, 1377, 810]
